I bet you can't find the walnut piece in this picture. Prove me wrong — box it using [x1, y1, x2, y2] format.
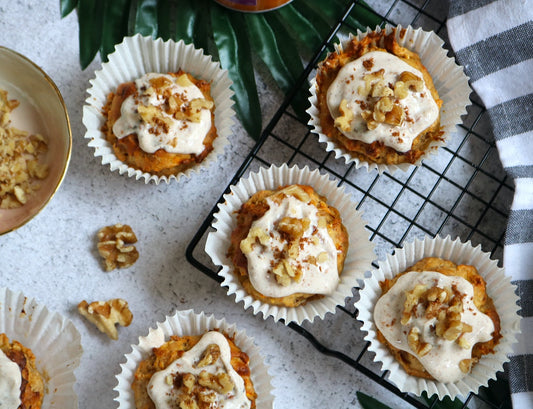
[96, 224, 139, 271]
[0, 89, 49, 209]
[240, 185, 330, 288]
[402, 283, 474, 356]
[355, 70, 426, 131]
[143, 74, 213, 125]
[172, 342, 236, 409]
[195, 344, 221, 368]
[77, 298, 133, 340]
[334, 99, 354, 132]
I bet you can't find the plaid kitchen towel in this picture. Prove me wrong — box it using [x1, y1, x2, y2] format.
[447, 1, 533, 407]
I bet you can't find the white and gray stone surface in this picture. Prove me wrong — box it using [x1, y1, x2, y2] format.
[0, 2, 511, 409]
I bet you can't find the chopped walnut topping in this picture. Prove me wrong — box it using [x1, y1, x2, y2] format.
[195, 344, 221, 368]
[142, 74, 213, 127]
[334, 99, 354, 132]
[407, 327, 432, 357]
[171, 344, 236, 409]
[402, 283, 475, 355]
[77, 298, 133, 340]
[352, 69, 426, 131]
[0, 89, 49, 209]
[399, 71, 424, 92]
[198, 370, 234, 394]
[96, 224, 139, 271]
[459, 358, 477, 374]
[239, 185, 329, 288]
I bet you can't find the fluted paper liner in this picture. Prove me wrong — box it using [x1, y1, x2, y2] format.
[83, 34, 234, 184]
[0, 287, 82, 408]
[307, 24, 472, 174]
[205, 164, 375, 325]
[114, 309, 274, 408]
[355, 236, 520, 399]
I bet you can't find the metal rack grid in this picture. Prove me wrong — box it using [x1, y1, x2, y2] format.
[186, 1, 514, 407]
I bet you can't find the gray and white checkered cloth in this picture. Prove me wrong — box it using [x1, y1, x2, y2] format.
[447, 1, 532, 407]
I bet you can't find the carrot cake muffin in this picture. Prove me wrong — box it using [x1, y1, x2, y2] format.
[228, 184, 349, 308]
[0, 333, 45, 409]
[373, 257, 501, 383]
[102, 70, 217, 176]
[315, 28, 443, 165]
[132, 330, 257, 409]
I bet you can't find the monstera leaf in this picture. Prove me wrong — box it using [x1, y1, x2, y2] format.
[61, 0, 380, 139]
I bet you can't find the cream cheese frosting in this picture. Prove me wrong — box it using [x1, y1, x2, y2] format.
[241, 193, 339, 298]
[374, 270, 494, 383]
[326, 50, 439, 152]
[112, 73, 212, 155]
[0, 348, 21, 409]
[147, 331, 251, 409]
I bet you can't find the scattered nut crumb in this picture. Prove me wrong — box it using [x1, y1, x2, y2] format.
[96, 224, 139, 271]
[0, 89, 49, 209]
[78, 298, 133, 340]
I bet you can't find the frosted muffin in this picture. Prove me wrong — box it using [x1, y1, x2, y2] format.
[0, 333, 45, 409]
[83, 35, 234, 184]
[228, 184, 349, 308]
[374, 257, 501, 383]
[308, 25, 471, 174]
[132, 331, 256, 409]
[356, 236, 520, 399]
[102, 71, 217, 177]
[314, 28, 442, 166]
[114, 310, 273, 409]
[206, 164, 375, 325]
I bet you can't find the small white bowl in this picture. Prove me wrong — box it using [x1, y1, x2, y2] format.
[0, 46, 72, 235]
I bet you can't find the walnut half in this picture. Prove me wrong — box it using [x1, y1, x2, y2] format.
[78, 298, 133, 340]
[96, 224, 139, 271]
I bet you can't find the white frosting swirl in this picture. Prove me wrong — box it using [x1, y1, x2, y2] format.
[243, 194, 339, 298]
[112, 73, 212, 155]
[0, 348, 22, 409]
[147, 331, 251, 409]
[326, 50, 439, 152]
[374, 270, 495, 383]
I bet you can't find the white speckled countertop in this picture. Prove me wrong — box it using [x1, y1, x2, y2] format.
[0, 2, 513, 409]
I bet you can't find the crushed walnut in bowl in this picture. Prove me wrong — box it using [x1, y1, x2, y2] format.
[0, 46, 71, 235]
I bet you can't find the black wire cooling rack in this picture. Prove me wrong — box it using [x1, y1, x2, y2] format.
[186, 1, 514, 408]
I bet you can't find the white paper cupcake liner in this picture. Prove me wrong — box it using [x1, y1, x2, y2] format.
[307, 24, 472, 174]
[0, 287, 82, 409]
[205, 164, 376, 325]
[83, 34, 235, 184]
[355, 235, 521, 399]
[114, 309, 274, 408]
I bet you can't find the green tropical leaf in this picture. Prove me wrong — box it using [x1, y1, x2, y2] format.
[134, 0, 158, 36]
[276, 4, 323, 56]
[64, 0, 385, 139]
[78, 0, 105, 69]
[60, 0, 78, 18]
[100, 0, 131, 62]
[211, 7, 262, 139]
[356, 391, 394, 409]
[263, 12, 307, 119]
[156, 0, 172, 40]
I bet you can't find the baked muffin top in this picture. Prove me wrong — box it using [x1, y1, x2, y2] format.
[373, 257, 500, 382]
[228, 184, 349, 307]
[315, 29, 443, 165]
